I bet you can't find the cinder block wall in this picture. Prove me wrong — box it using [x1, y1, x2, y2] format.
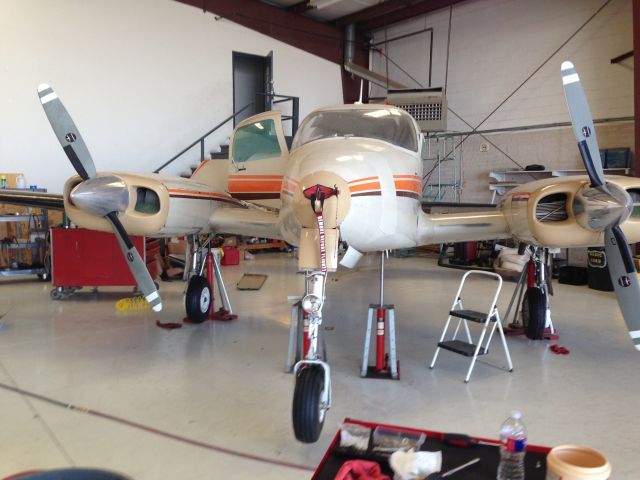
[371, 0, 634, 203]
[460, 122, 635, 203]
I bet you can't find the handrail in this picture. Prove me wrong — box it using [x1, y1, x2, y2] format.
[154, 102, 254, 173]
[257, 93, 300, 138]
[155, 92, 299, 174]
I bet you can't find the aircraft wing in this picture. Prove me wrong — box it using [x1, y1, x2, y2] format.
[0, 189, 64, 210]
[209, 205, 282, 240]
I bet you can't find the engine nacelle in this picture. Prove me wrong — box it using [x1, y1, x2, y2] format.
[501, 175, 640, 248]
[63, 173, 170, 236]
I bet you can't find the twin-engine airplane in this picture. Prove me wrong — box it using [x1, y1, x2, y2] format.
[4, 61, 639, 443]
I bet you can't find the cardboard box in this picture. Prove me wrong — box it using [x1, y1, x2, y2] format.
[48, 210, 64, 226]
[223, 236, 238, 247]
[0, 173, 21, 189]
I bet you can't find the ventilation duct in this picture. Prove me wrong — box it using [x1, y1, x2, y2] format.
[343, 24, 407, 90]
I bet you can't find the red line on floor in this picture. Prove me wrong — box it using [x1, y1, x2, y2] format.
[0, 382, 314, 472]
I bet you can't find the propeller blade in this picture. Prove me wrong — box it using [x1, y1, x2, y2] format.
[561, 61, 604, 189]
[604, 226, 640, 351]
[37, 83, 97, 180]
[106, 212, 162, 312]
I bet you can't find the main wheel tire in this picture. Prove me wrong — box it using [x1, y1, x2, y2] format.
[292, 366, 326, 443]
[185, 275, 211, 323]
[522, 287, 546, 340]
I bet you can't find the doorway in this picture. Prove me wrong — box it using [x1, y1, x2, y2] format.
[232, 51, 273, 126]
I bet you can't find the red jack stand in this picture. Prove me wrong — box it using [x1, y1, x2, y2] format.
[360, 252, 399, 380]
[361, 304, 399, 379]
[205, 250, 237, 322]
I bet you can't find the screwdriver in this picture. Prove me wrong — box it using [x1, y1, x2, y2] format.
[426, 457, 481, 479]
[443, 433, 496, 448]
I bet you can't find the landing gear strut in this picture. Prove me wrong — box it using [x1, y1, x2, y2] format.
[291, 183, 341, 443]
[503, 246, 557, 340]
[184, 234, 236, 323]
[291, 270, 331, 443]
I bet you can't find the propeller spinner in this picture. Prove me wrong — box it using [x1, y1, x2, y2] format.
[37, 84, 162, 312]
[562, 61, 640, 350]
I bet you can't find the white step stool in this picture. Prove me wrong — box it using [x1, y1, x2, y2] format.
[429, 270, 513, 382]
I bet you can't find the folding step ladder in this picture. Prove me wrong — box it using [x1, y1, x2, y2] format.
[429, 270, 513, 382]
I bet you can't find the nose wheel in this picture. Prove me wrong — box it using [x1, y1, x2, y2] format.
[292, 363, 329, 443]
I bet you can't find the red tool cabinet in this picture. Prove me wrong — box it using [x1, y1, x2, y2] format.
[50, 227, 158, 288]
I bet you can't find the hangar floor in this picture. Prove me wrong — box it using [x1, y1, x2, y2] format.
[0, 252, 637, 479]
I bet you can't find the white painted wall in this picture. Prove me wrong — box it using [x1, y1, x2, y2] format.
[0, 0, 342, 192]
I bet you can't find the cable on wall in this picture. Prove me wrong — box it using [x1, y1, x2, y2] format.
[454, 0, 614, 151]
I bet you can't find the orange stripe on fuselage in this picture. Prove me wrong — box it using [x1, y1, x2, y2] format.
[393, 174, 421, 180]
[349, 181, 381, 193]
[168, 188, 240, 204]
[227, 178, 283, 193]
[168, 188, 231, 198]
[348, 176, 378, 185]
[394, 179, 421, 193]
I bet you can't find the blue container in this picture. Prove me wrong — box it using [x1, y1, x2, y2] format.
[7, 468, 132, 480]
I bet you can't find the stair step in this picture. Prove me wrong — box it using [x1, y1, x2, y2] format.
[210, 152, 228, 160]
[438, 340, 486, 357]
[449, 309, 496, 323]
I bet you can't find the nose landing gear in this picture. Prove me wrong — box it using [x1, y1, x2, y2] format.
[291, 271, 332, 443]
[291, 184, 340, 443]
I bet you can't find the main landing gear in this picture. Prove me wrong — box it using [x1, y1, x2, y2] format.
[184, 234, 236, 323]
[504, 246, 557, 340]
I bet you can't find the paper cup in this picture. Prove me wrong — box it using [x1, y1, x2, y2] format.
[546, 445, 611, 479]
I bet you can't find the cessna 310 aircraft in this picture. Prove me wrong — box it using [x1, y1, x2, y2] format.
[3, 61, 639, 444]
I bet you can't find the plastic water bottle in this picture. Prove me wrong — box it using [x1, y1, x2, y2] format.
[497, 410, 526, 480]
[16, 174, 26, 189]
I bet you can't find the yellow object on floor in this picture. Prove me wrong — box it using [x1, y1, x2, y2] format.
[116, 296, 150, 312]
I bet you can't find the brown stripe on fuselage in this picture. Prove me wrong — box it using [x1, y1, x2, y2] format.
[169, 193, 241, 205]
[396, 191, 421, 200]
[230, 192, 281, 200]
[351, 191, 382, 197]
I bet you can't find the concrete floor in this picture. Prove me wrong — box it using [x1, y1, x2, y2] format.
[0, 252, 638, 479]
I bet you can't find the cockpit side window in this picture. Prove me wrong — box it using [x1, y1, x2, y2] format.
[231, 119, 282, 163]
[292, 108, 419, 152]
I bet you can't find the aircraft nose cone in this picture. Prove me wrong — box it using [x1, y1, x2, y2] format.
[293, 171, 351, 228]
[70, 175, 129, 217]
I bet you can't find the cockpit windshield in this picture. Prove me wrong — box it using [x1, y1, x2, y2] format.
[291, 107, 419, 152]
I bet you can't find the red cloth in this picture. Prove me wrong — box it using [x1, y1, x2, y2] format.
[334, 460, 391, 480]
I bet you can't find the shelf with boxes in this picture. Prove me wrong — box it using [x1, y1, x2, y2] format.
[0, 199, 49, 278]
[0, 173, 54, 279]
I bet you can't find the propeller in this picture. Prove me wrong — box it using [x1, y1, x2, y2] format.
[37, 84, 162, 312]
[561, 61, 640, 350]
